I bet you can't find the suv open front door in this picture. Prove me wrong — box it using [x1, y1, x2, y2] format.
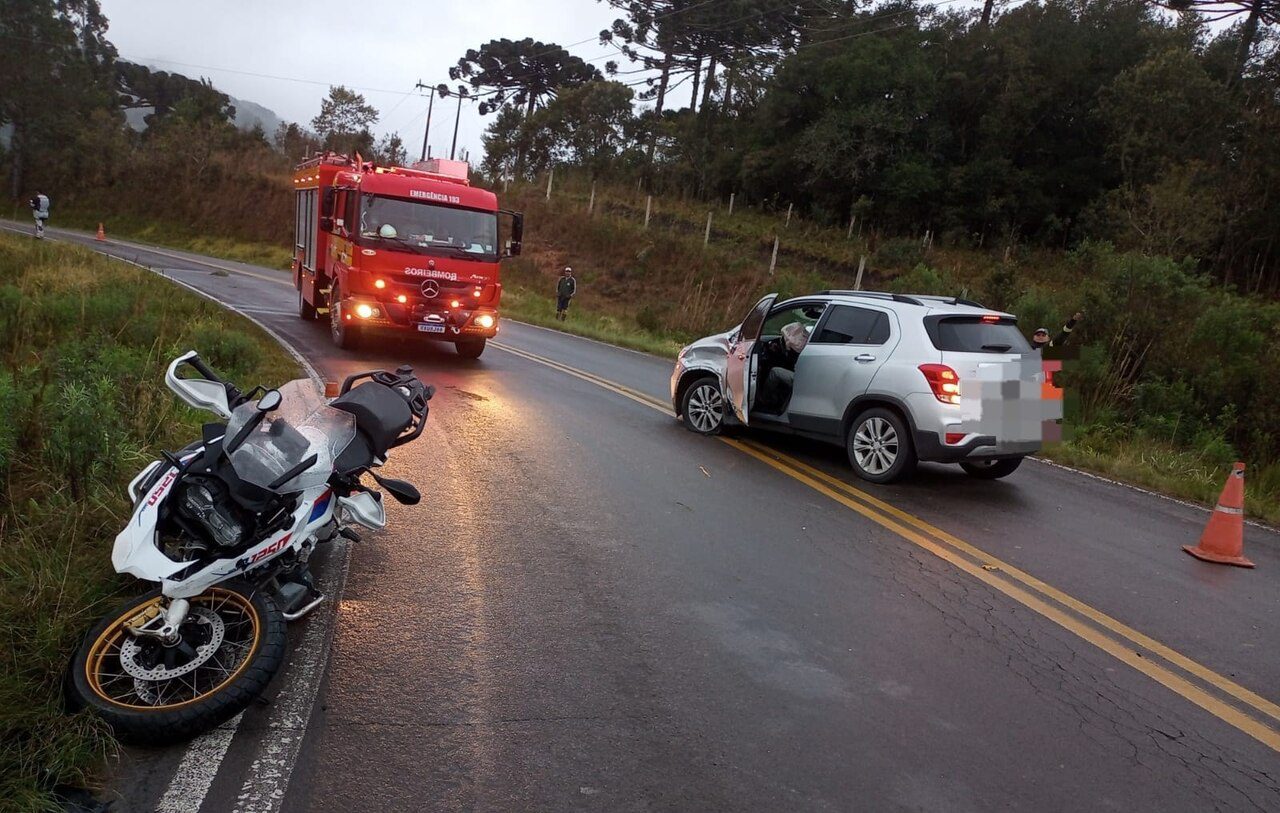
[724, 294, 777, 424]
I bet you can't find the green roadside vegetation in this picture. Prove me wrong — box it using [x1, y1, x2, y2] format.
[0, 234, 299, 811]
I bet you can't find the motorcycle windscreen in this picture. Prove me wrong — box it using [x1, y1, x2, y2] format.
[225, 379, 356, 492]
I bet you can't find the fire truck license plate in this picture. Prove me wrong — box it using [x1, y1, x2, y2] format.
[418, 324, 445, 333]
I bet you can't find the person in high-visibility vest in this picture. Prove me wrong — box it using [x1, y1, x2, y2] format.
[29, 192, 50, 239]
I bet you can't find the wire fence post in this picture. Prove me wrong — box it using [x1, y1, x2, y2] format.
[854, 255, 866, 290]
[728, 192, 735, 215]
[847, 214, 855, 240]
[769, 236, 780, 275]
[704, 211, 713, 248]
[545, 168, 554, 201]
[785, 202, 793, 229]
[644, 195, 652, 230]
[587, 181, 596, 215]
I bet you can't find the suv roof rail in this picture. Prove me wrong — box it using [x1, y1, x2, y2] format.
[813, 290, 989, 309]
[815, 290, 927, 306]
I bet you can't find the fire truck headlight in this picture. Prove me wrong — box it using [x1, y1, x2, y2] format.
[374, 279, 386, 289]
[396, 294, 407, 304]
[355, 303, 377, 319]
[474, 313, 495, 329]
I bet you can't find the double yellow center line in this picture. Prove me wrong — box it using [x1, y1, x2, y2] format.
[492, 339, 1280, 754]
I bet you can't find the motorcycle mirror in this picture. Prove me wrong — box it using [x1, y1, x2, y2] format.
[370, 471, 420, 505]
[257, 390, 283, 412]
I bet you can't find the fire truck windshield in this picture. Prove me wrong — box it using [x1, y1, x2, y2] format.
[358, 194, 498, 261]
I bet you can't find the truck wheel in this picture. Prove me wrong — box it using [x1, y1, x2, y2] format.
[298, 286, 317, 321]
[959, 457, 1024, 479]
[846, 408, 917, 484]
[455, 339, 486, 359]
[329, 285, 360, 349]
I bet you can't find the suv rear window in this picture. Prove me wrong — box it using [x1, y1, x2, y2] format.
[924, 315, 1032, 354]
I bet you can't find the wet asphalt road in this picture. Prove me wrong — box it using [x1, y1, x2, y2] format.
[10, 222, 1280, 812]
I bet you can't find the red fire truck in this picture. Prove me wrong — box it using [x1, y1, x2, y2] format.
[291, 154, 522, 357]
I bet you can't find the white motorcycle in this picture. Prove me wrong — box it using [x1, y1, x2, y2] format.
[66, 351, 432, 743]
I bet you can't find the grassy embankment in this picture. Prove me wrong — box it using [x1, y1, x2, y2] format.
[0, 234, 298, 811]
[18, 176, 1278, 524]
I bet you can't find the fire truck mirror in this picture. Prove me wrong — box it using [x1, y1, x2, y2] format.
[320, 216, 334, 232]
[501, 210, 524, 257]
[321, 187, 336, 218]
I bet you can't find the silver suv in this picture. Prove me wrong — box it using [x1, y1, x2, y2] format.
[670, 291, 1046, 483]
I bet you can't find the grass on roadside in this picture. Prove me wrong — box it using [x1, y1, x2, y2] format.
[1042, 431, 1280, 527]
[0, 234, 298, 812]
[499, 279, 684, 358]
[12, 206, 294, 271]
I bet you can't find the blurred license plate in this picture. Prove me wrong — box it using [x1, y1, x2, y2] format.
[418, 324, 445, 333]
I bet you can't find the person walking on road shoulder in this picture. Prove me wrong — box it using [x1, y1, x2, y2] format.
[29, 192, 50, 239]
[556, 266, 577, 321]
[1032, 311, 1083, 351]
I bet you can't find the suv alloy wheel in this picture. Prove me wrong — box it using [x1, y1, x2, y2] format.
[847, 408, 917, 483]
[681, 377, 725, 435]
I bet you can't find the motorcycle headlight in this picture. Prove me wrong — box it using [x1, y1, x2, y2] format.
[181, 481, 245, 549]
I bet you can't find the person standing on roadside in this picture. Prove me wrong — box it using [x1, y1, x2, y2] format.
[555, 266, 577, 321]
[29, 192, 50, 239]
[1031, 311, 1083, 351]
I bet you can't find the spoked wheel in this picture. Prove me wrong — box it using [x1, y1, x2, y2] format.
[681, 376, 725, 435]
[847, 408, 917, 484]
[67, 583, 285, 744]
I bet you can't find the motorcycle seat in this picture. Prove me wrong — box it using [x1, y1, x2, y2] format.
[329, 382, 412, 459]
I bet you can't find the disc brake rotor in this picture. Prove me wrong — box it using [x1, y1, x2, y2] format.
[120, 606, 225, 681]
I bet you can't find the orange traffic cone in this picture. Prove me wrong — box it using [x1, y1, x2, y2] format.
[95, 223, 106, 241]
[1183, 462, 1253, 568]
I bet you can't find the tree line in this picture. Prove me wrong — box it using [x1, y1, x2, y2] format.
[465, 0, 1279, 291]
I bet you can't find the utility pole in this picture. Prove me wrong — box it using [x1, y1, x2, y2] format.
[450, 88, 465, 161]
[414, 81, 436, 162]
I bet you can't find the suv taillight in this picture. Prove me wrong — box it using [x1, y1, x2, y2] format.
[918, 364, 960, 405]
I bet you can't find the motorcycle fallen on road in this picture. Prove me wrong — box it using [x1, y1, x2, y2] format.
[66, 351, 432, 743]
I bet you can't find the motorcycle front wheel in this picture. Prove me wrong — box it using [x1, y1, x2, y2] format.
[66, 582, 286, 744]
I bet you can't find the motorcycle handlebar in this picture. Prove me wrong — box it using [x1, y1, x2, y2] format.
[186, 355, 224, 383]
[180, 352, 246, 408]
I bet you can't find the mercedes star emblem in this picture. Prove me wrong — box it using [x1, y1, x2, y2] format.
[421, 279, 440, 298]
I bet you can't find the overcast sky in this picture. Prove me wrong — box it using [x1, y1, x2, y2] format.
[98, 0, 628, 162]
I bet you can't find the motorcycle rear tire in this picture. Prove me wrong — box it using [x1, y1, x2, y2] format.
[66, 582, 286, 745]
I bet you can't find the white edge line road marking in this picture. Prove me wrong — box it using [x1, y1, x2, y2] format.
[7, 224, 348, 812]
[155, 712, 244, 813]
[233, 540, 352, 813]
